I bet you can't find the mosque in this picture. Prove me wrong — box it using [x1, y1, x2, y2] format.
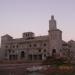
[0, 15, 75, 62]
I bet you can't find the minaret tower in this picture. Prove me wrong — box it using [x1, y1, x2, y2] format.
[49, 15, 57, 30]
[48, 15, 62, 57]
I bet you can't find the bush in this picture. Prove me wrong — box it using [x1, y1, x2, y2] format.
[42, 56, 66, 66]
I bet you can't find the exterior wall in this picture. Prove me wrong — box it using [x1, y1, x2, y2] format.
[1, 15, 75, 62]
[1, 35, 49, 61]
[0, 15, 63, 61]
[48, 15, 62, 57]
[48, 30, 62, 57]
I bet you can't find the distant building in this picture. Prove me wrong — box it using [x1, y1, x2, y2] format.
[0, 15, 75, 62]
[62, 40, 75, 63]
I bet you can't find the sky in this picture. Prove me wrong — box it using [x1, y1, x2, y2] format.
[0, 0, 75, 42]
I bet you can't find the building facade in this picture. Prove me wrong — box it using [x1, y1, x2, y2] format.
[1, 15, 75, 62]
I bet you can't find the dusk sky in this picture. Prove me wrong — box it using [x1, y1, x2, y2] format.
[0, 0, 75, 42]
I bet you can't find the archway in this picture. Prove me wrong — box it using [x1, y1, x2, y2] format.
[21, 51, 25, 59]
[52, 49, 56, 57]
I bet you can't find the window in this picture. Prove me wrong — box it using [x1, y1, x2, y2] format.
[39, 49, 41, 52]
[44, 54, 46, 57]
[33, 55, 37, 60]
[16, 45, 18, 48]
[34, 44, 37, 47]
[13, 45, 15, 48]
[29, 44, 32, 47]
[5, 52, 7, 56]
[44, 43, 46, 46]
[28, 34, 29, 36]
[12, 50, 15, 53]
[5, 45, 8, 48]
[8, 49, 11, 53]
[28, 55, 32, 60]
[44, 49, 46, 52]
[38, 54, 42, 60]
[26, 34, 27, 36]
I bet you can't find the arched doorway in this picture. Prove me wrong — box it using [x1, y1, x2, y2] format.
[52, 49, 56, 57]
[21, 51, 25, 59]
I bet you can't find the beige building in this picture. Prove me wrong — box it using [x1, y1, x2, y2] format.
[1, 15, 74, 61]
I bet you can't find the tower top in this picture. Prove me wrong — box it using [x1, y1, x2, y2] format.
[51, 15, 54, 20]
[49, 15, 57, 30]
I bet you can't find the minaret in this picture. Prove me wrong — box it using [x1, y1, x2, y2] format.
[49, 15, 57, 30]
[48, 15, 62, 57]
